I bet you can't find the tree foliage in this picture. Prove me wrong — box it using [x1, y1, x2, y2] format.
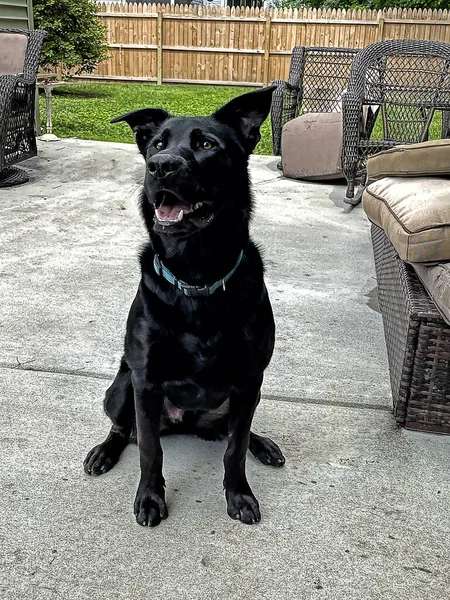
[33, 0, 109, 77]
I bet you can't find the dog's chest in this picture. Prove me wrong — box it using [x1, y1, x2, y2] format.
[148, 327, 238, 379]
[127, 287, 268, 393]
[147, 329, 237, 409]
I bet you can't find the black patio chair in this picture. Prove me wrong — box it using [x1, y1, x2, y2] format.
[271, 46, 358, 156]
[342, 39, 450, 204]
[0, 28, 46, 187]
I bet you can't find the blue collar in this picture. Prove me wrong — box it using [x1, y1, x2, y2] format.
[153, 250, 244, 297]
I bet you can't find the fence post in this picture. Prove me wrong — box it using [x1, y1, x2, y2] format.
[377, 16, 385, 41]
[157, 10, 163, 85]
[263, 15, 271, 86]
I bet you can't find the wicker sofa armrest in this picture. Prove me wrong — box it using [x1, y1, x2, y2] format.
[0, 71, 40, 171]
[15, 71, 39, 86]
[22, 29, 47, 83]
[0, 75, 18, 127]
[271, 79, 301, 156]
[0, 74, 19, 165]
[341, 91, 363, 199]
[442, 110, 450, 138]
[0, 73, 17, 106]
[271, 79, 287, 156]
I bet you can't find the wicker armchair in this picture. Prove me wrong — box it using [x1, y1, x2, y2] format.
[0, 28, 46, 187]
[342, 39, 450, 204]
[271, 46, 358, 155]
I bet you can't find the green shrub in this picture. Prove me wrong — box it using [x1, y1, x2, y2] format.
[33, 0, 109, 77]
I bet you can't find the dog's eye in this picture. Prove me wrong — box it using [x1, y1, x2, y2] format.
[155, 141, 165, 150]
[202, 140, 215, 150]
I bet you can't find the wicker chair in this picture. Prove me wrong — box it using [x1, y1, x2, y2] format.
[342, 39, 450, 205]
[0, 28, 46, 188]
[271, 46, 358, 156]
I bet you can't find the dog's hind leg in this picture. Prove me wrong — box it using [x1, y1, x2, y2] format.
[249, 432, 285, 467]
[84, 358, 135, 476]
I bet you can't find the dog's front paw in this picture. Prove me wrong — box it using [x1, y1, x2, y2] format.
[134, 487, 168, 527]
[84, 443, 118, 476]
[249, 434, 286, 468]
[226, 490, 261, 525]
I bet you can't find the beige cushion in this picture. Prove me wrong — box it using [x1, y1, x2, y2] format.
[0, 32, 27, 76]
[363, 177, 450, 263]
[367, 139, 450, 181]
[281, 112, 343, 181]
[412, 263, 450, 326]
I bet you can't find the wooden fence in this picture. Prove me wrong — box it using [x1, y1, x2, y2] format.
[80, 3, 450, 87]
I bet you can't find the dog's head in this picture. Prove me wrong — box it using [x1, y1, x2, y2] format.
[111, 86, 275, 237]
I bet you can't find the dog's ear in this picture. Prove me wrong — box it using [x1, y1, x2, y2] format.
[213, 85, 276, 154]
[111, 108, 171, 156]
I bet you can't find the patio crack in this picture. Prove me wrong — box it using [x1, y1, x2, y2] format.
[0, 363, 391, 412]
[252, 177, 283, 187]
[0, 362, 112, 381]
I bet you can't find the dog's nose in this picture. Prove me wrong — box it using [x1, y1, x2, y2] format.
[147, 154, 184, 179]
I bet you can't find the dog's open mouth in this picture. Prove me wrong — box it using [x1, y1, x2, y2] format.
[154, 191, 212, 226]
[155, 192, 192, 223]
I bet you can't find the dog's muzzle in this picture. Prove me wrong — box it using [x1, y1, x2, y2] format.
[147, 154, 188, 180]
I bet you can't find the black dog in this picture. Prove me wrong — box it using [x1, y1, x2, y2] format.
[84, 86, 285, 527]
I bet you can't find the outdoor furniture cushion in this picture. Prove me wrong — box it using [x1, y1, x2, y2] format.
[412, 262, 450, 326]
[367, 139, 450, 181]
[281, 112, 343, 181]
[0, 32, 27, 75]
[363, 176, 450, 263]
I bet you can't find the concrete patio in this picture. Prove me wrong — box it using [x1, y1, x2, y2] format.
[1, 138, 450, 600]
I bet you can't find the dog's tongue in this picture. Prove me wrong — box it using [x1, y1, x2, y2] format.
[156, 198, 193, 222]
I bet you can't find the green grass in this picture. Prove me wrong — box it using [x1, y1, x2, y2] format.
[38, 82, 274, 155]
[370, 107, 442, 141]
[39, 82, 443, 156]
